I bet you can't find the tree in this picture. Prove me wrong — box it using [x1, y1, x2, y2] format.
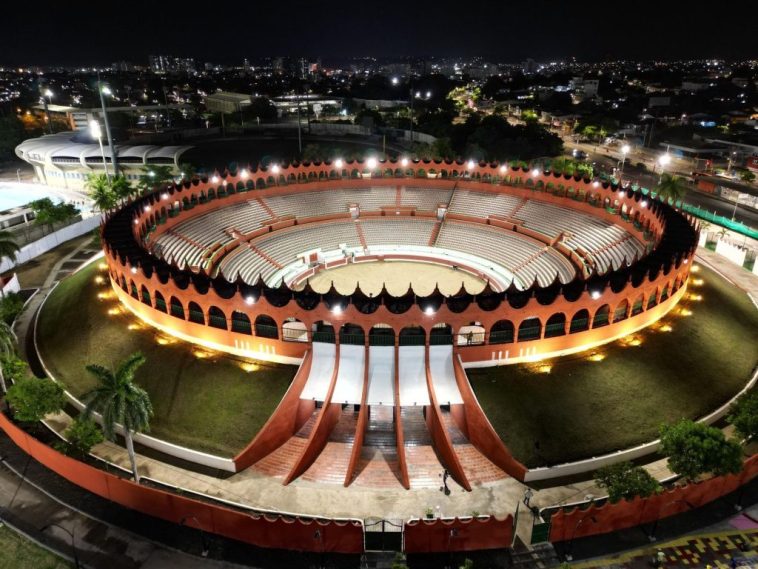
[354, 108, 385, 127]
[30, 198, 79, 233]
[739, 170, 756, 184]
[83, 352, 153, 482]
[110, 175, 134, 202]
[136, 166, 174, 195]
[659, 419, 743, 480]
[6, 377, 65, 423]
[245, 97, 278, 122]
[0, 322, 16, 393]
[0, 116, 28, 160]
[64, 416, 104, 457]
[0, 230, 20, 267]
[655, 173, 689, 204]
[595, 462, 661, 503]
[0, 292, 24, 324]
[728, 391, 758, 442]
[85, 173, 117, 211]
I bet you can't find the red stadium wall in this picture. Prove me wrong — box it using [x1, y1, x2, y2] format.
[549, 454, 758, 542]
[404, 516, 514, 553]
[0, 411, 363, 553]
[104, 161, 694, 368]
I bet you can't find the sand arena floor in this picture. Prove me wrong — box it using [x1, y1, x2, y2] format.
[305, 260, 487, 296]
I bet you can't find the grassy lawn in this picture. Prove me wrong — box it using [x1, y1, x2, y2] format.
[469, 263, 758, 468]
[0, 525, 71, 569]
[36, 262, 294, 457]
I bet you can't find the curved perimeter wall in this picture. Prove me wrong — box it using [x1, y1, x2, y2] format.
[101, 161, 698, 366]
[549, 454, 758, 543]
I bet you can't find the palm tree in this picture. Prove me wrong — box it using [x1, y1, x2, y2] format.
[110, 175, 135, 203]
[0, 230, 20, 267]
[85, 173, 116, 212]
[0, 321, 16, 394]
[655, 173, 689, 205]
[83, 352, 153, 482]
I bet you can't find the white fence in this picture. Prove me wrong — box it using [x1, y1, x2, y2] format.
[715, 238, 748, 267]
[0, 215, 101, 274]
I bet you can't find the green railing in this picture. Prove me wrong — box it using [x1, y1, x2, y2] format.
[255, 324, 279, 339]
[679, 203, 758, 240]
[489, 331, 514, 344]
[399, 334, 425, 346]
[369, 333, 395, 346]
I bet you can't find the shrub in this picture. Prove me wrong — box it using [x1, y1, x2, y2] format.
[660, 419, 743, 480]
[0, 293, 25, 324]
[728, 390, 758, 442]
[595, 462, 661, 502]
[64, 416, 104, 456]
[6, 377, 65, 422]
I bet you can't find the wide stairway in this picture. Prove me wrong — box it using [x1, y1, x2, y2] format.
[440, 408, 506, 484]
[402, 407, 447, 490]
[350, 406, 403, 487]
[301, 405, 359, 484]
[251, 409, 319, 479]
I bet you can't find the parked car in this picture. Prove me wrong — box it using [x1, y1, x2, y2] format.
[572, 149, 588, 160]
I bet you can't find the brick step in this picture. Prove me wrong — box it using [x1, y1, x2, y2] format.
[330, 407, 359, 443]
[405, 445, 446, 489]
[440, 410, 468, 445]
[401, 407, 433, 447]
[454, 444, 507, 485]
[251, 437, 308, 478]
[301, 441, 353, 484]
[351, 447, 404, 488]
[294, 410, 319, 438]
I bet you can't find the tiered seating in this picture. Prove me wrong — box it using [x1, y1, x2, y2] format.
[436, 222, 575, 286]
[359, 219, 436, 247]
[219, 221, 361, 283]
[151, 200, 271, 267]
[263, 187, 397, 218]
[513, 201, 645, 272]
[401, 187, 453, 210]
[447, 190, 523, 218]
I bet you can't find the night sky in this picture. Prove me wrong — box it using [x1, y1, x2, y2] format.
[3, 0, 756, 66]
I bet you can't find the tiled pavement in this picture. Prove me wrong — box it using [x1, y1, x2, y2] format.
[573, 530, 758, 568]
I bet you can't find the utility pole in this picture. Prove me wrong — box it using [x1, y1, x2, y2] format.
[296, 90, 302, 155]
[97, 75, 119, 177]
[408, 84, 414, 146]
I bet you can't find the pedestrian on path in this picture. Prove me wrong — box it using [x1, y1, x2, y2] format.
[523, 488, 534, 508]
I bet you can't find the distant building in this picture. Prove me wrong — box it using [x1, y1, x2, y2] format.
[570, 77, 599, 102]
[205, 91, 251, 114]
[111, 61, 134, 72]
[149, 55, 196, 74]
[15, 132, 192, 190]
[522, 58, 538, 74]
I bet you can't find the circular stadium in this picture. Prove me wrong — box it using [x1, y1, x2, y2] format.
[92, 158, 699, 490]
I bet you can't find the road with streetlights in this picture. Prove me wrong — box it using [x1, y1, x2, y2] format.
[562, 140, 758, 228]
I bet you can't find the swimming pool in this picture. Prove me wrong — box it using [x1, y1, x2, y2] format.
[0, 182, 92, 212]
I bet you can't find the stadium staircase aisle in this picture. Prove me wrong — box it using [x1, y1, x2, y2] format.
[251, 409, 319, 479]
[350, 406, 404, 487]
[402, 407, 447, 490]
[301, 406, 359, 484]
[440, 409, 507, 485]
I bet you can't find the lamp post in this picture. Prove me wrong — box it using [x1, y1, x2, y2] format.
[90, 120, 111, 184]
[98, 81, 119, 177]
[564, 514, 597, 561]
[41, 523, 80, 568]
[647, 500, 695, 542]
[619, 144, 631, 180]
[41, 88, 53, 134]
[657, 153, 671, 184]
[179, 516, 209, 557]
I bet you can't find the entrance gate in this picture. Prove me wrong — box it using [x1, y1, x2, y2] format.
[364, 518, 403, 551]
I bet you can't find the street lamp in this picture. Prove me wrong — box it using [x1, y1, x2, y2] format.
[619, 144, 631, 179]
[564, 514, 598, 561]
[41, 88, 53, 134]
[98, 80, 119, 176]
[657, 153, 671, 183]
[41, 523, 80, 568]
[90, 119, 111, 184]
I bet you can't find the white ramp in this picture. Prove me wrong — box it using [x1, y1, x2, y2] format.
[429, 345, 463, 405]
[300, 342, 336, 401]
[398, 346, 430, 406]
[367, 346, 395, 406]
[331, 344, 365, 405]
